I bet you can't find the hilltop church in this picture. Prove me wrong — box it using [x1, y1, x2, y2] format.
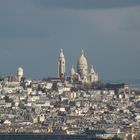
[58, 49, 98, 84]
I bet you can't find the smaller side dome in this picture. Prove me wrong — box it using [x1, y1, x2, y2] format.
[70, 65, 75, 77]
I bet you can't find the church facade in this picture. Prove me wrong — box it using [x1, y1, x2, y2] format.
[58, 49, 98, 84]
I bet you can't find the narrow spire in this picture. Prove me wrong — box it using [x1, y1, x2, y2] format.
[91, 65, 95, 73]
[81, 49, 84, 55]
[61, 48, 63, 53]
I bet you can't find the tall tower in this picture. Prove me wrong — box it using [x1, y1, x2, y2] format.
[58, 49, 66, 78]
[17, 67, 24, 82]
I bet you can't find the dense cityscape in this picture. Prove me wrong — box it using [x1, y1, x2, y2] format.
[0, 50, 139, 140]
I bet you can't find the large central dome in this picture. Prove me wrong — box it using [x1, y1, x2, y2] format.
[77, 50, 88, 76]
[78, 50, 88, 66]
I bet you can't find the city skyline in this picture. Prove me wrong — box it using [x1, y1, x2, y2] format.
[0, 0, 140, 81]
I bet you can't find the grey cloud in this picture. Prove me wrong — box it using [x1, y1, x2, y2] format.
[123, 24, 140, 31]
[0, 0, 49, 39]
[0, 26, 48, 39]
[120, 7, 140, 31]
[35, 0, 140, 9]
[124, 18, 140, 31]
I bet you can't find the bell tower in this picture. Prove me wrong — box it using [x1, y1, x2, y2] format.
[58, 49, 66, 78]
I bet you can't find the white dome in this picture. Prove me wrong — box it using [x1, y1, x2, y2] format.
[18, 67, 23, 72]
[77, 50, 88, 66]
[70, 65, 75, 77]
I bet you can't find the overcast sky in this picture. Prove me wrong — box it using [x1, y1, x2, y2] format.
[0, 0, 140, 81]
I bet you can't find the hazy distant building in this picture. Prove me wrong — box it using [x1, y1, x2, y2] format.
[17, 67, 24, 82]
[58, 49, 66, 78]
[6, 76, 17, 82]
